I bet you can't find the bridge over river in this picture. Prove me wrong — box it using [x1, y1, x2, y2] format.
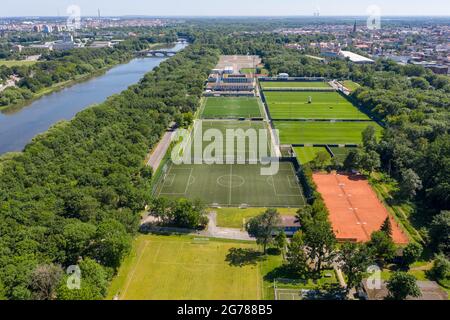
[137, 50, 178, 57]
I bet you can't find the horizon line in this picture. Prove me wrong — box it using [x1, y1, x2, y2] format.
[1, 14, 450, 19]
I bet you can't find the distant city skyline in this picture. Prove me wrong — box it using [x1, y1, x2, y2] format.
[1, 0, 450, 17]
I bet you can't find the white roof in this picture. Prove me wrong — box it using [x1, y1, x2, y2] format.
[340, 51, 374, 63]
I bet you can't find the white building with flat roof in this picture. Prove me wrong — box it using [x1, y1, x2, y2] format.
[339, 51, 375, 64]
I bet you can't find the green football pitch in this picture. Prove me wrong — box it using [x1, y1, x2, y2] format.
[274, 121, 382, 145]
[264, 91, 370, 120]
[201, 97, 263, 118]
[155, 162, 306, 207]
[107, 234, 262, 300]
[293, 147, 331, 165]
[260, 81, 330, 89]
[181, 120, 274, 163]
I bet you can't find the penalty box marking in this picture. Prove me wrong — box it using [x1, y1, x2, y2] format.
[158, 166, 194, 196]
[266, 176, 302, 198]
[163, 174, 176, 188]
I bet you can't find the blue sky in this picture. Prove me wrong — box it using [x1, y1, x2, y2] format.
[1, 0, 450, 17]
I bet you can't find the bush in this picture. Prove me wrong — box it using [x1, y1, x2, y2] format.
[429, 254, 450, 282]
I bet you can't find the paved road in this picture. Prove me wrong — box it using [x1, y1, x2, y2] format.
[140, 211, 254, 241]
[329, 80, 350, 96]
[146, 126, 177, 171]
[206, 211, 254, 241]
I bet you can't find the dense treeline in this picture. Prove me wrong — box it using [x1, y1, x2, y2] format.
[348, 63, 450, 253]
[350, 64, 449, 206]
[185, 29, 352, 78]
[0, 35, 174, 108]
[0, 44, 219, 299]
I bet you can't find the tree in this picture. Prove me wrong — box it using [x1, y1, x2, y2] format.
[359, 150, 380, 176]
[368, 231, 396, 265]
[57, 258, 110, 300]
[29, 264, 63, 300]
[182, 112, 194, 127]
[62, 221, 97, 264]
[362, 125, 377, 151]
[429, 211, 450, 254]
[330, 156, 343, 169]
[338, 243, 374, 294]
[295, 202, 328, 226]
[401, 243, 423, 269]
[380, 217, 392, 238]
[0, 280, 6, 300]
[174, 112, 194, 128]
[148, 198, 207, 229]
[303, 221, 336, 275]
[399, 169, 422, 200]
[286, 232, 309, 277]
[429, 254, 450, 281]
[148, 197, 173, 225]
[410, 77, 429, 90]
[386, 272, 421, 300]
[93, 219, 132, 270]
[343, 148, 363, 171]
[295, 205, 314, 226]
[140, 165, 153, 179]
[246, 208, 280, 254]
[171, 198, 208, 229]
[174, 113, 184, 127]
[274, 231, 287, 253]
[312, 151, 330, 169]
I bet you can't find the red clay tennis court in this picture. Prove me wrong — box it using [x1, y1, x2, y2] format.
[313, 173, 408, 244]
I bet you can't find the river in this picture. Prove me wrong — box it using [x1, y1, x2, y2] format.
[0, 42, 187, 155]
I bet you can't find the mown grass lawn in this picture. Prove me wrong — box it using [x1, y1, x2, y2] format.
[0, 60, 37, 67]
[215, 207, 299, 229]
[107, 234, 263, 300]
[293, 146, 331, 165]
[264, 91, 369, 120]
[107, 233, 346, 300]
[274, 121, 382, 145]
[201, 97, 262, 118]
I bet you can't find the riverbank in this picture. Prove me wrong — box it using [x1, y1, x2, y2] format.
[0, 65, 122, 113]
[0, 42, 188, 155]
[0, 42, 172, 113]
